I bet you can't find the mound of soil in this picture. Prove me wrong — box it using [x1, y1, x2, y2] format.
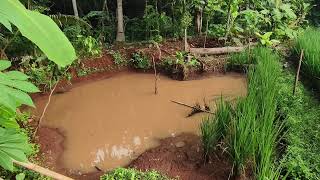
[129, 133, 232, 180]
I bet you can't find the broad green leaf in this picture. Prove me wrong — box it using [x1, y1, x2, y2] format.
[0, 128, 31, 171]
[0, 0, 76, 67]
[280, 4, 297, 19]
[0, 106, 19, 129]
[0, 84, 34, 107]
[0, 147, 28, 162]
[0, 73, 39, 93]
[262, 32, 273, 39]
[16, 173, 25, 180]
[0, 13, 12, 32]
[0, 92, 16, 111]
[0, 151, 13, 171]
[0, 116, 20, 129]
[5, 71, 29, 80]
[0, 60, 11, 71]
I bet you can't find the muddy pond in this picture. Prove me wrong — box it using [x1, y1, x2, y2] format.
[34, 72, 247, 174]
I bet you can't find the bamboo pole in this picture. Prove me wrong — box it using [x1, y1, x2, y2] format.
[13, 160, 73, 180]
[293, 50, 304, 96]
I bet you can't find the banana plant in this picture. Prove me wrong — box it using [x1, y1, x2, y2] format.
[0, 0, 76, 173]
[0, 0, 76, 67]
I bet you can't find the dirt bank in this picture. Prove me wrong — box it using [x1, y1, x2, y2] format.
[129, 133, 232, 180]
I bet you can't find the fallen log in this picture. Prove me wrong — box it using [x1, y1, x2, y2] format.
[190, 46, 245, 55]
[13, 160, 74, 180]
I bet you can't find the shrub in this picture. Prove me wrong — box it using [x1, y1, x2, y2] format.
[129, 52, 151, 70]
[110, 50, 126, 67]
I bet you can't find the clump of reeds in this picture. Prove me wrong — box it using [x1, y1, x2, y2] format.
[201, 47, 284, 178]
[200, 97, 232, 161]
[227, 47, 283, 178]
[294, 28, 320, 79]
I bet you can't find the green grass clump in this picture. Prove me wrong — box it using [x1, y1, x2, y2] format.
[294, 28, 320, 79]
[278, 71, 320, 179]
[100, 168, 172, 180]
[200, 98, 232, 160]
[227, 47, 283, 178]
[228, 96, 256, 175]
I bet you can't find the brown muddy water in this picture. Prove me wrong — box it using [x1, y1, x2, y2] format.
[34, 72, 247, 174]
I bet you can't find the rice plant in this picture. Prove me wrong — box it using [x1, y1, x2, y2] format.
[228, 96, 257, 175]
[295, 28, 320, 79]
[227, 47, 284, 178]
[200, 98, 233, 160]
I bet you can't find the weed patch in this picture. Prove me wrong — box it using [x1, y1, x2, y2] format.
[100, 168, 173, 180]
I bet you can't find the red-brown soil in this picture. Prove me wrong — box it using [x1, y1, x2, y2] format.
[129, 133, 233, 180]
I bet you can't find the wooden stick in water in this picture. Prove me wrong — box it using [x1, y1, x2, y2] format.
[170, 100, 215, 115]
[293, 50, 304, 96]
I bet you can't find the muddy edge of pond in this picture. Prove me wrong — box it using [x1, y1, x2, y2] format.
[33, 74, 245, 179]
[38, 128, 234, 180]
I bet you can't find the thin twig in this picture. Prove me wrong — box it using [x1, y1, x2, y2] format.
[170, 100, 214, 115]
[154, 42, 162, 60]
[33, 81, 59, 140]
[293, 49, 304, 96]
[152, 56, 158, 95]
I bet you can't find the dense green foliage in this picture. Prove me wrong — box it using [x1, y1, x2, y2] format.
[100, 168, 172, 180]
[0, 0, 76, 178]
[0, 0, 76, 67]
[0, 60, 39, 171]
[278, 70, 320, 179]
[130, 52, 151, 70]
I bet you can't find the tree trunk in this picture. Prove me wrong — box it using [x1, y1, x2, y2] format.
[204, 19, 209, 48]
[225, 0, 232, 40]
[200, 10, 203, 35]
[116, 0, 125, 42]
[184, 28, 188, 51]
[71, 0, 79, 17]
[196, 11, 201, 34]
[190, 46, 246, 55]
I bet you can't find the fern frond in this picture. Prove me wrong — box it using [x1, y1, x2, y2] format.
[49, 14, 92, 29]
